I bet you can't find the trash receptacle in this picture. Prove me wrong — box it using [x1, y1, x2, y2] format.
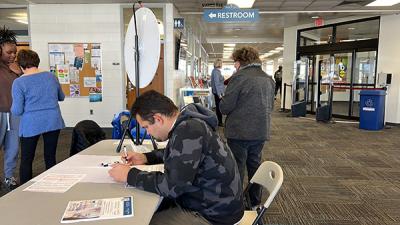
[359, 90, 386, 130]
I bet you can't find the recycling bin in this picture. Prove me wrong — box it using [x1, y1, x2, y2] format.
[359, 90, 386, 130]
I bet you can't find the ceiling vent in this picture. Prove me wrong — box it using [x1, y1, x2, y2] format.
[202, 3, 224, 9]
[336, 0, 374, 6]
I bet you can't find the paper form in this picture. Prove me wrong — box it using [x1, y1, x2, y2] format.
[24, 173, 85, 193]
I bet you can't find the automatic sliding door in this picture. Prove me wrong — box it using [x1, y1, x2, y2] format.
[351, 51, 377, 117]
[331, 52, 353, 117]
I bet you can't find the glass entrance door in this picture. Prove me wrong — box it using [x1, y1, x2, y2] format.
[351, 51, 377, 117]
[313, 51, 377, 119]
[331, 52, 353, 117]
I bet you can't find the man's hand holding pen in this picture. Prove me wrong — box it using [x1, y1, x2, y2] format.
[108, 147, 149, 183]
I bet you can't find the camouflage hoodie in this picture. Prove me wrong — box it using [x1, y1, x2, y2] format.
[127, 103, 244, 225]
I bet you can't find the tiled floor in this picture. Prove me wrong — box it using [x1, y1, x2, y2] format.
[1, 100, 400, 224]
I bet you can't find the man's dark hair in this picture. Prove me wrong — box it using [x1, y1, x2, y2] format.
[131, 90, 178, 124]
[231, 46, 261, 67]
[0, 26, 17, 56]
[17, 49, 40, 69]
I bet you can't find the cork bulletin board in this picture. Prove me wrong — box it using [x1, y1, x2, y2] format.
[48, 43, 103, 102]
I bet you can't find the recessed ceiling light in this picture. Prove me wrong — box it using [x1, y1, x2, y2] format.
[367, 0, 400, 6]
[227, 0, 255, 8]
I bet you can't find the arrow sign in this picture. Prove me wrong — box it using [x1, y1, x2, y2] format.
[203, 6, 259, 23]
[209, 13, 217, 19]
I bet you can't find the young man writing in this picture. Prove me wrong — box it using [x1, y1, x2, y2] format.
[109, 90, 244, 225]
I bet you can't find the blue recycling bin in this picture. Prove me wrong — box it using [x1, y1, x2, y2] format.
[359, 90, 386, 130]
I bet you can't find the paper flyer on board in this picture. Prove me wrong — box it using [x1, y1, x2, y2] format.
[61, 196, 133, 223]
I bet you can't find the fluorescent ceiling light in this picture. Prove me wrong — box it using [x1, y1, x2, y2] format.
[367, 0, 400, 6]
[311, 16, 319, 19]
[224, 44, 236, 47]
[16, 20, 28, 24]
[269, 50, 280, 53]
[275, 47, 284, 51]
[227, 0, 255, 8]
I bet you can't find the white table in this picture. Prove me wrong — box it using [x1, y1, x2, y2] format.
[0, 139, 162, 225]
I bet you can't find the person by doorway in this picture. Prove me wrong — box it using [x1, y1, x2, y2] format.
[274, 65, 283, 98]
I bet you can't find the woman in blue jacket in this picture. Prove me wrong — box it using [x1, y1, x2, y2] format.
[11, 49, 65, 184]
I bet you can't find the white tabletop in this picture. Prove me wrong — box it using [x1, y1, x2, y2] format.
[0, 139, 162, 225]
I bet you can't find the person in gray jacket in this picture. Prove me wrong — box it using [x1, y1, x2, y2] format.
[210, 58, 224, 126]
[220, 46, 275, 208]
[108, 90, 244, 225]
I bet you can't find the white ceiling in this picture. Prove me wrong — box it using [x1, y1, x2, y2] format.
[1, 0, 400, 61]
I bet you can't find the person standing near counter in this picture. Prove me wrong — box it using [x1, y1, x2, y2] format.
[0, 26, 22, 190]
[11, 49, 65, 184]
[220, 46, 275, 209]
[210, 58, 225, 126]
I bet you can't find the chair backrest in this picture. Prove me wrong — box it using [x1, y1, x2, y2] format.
[249, 161, 283, 209]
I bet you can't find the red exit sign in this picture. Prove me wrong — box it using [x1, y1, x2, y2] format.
[314, 18, 324, 27]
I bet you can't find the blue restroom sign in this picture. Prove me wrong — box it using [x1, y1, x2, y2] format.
[203, 6, 259, 23]
[174, 18, 184, 29]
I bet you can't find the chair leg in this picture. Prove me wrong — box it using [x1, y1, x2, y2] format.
[252, 207, 266, 225]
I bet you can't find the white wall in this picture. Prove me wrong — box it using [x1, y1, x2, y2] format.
[282, 26, 298, 109]
[377, 14, 400, 123]
[29, 4, 125, 127]
[165, 4, 187, 103]
[28, 3, 184, 127]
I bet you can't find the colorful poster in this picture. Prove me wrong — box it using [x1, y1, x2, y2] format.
[96, 74, 102, 82]
[74, 44, 84, 58]
[70, 84, 80, 97]
[56, 64, 70, 84]
[89, 87, 102, 102]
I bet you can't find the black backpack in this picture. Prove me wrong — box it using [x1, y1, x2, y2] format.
[70, 120, 106, 156]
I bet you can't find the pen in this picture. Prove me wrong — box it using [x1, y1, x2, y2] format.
[100, 161, 120, 167]
[123, 145, 128, 164]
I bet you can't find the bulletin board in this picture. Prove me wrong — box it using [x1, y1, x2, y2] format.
[48, 43, 103, 102]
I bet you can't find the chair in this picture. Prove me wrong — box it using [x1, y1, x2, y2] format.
[238, 161, 284, 225]
[70, 120, 106, 156]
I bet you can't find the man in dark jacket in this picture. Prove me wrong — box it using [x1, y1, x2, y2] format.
[274, 65, 283, 97]
[108, 90, 244, 225]
[220, 46, 275, 209]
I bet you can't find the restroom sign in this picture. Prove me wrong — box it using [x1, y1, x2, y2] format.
[174, 18, 184, 29]
[203, 6, 259, 23]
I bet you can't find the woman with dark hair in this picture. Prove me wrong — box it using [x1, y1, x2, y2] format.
[220, 46, 275, 209]
[11, 49, 65, 184]
[0, 26, 21, 189]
